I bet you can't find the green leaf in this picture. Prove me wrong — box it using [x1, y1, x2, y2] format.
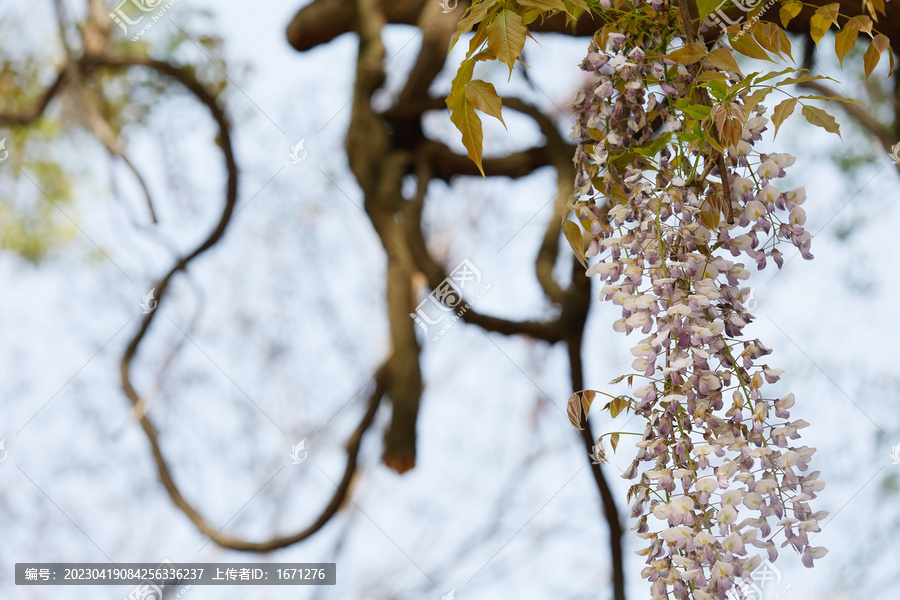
[702, 79, 729, 100]
[771, 97, 797, 137]
[730, 33, 772, 62]
[465, 79, 506, 127]
[633, 132, 672, 158]
[696, 0, 720, 20]
[834, 25, 859, 67]
[564, 219, 587, 268]
[801, 104, 841, 138]
[486, 8, 527, 75]
[449, 99, 485, 176]
[683, 104, 712, 120]
[666, 42, 708, 65]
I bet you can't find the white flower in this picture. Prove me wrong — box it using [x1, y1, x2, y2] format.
[722, 531, 744, 553]
[659, 525, 693, 544]
[742, 492, 765, 511]
[756, 159, 780, 179]
[744, 200, 767, 220]
[789, 206, 807, 226]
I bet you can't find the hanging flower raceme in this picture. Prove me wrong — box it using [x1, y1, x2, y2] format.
[567, 19, 827, 600]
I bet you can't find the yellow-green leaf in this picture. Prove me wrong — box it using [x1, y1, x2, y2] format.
[697, 0, 720, 20]
[863, 41, 881, 77]
[700, 210, 720, 230]
[834, 25, 859, 67]
[666, 42, 708, 65]
[450, 0, 500, 51]
[809, 14, 830, 46]
[449, 99, 485, 176]
[743, 85, 772, 115]
[683, 104, 712, 120]
[486, 8, 527, 75]
[516, 0, 566, 9]
[567, 389, 595, 430]
[707, 47, 743, 74]
[865, 0, 885, 16]
[731, 33, 772, 61]
[847, 15, 874, 35]
[801, 104, 841, 138]
[610, 432, 620, 452]
[771, 97, 797, 137]
[465, 79, 506, 127]
[779, 0, 802, 26]
[876, 34, 894, 76]
[779, 73, 832, 85]
[609, 396, 628, 418]
[565, 0, 591, 10]
[753, 22, 782, 57]
[564, 219, 587, 268]
[815, 2, 841, 27]
[696, 70, 729, 82]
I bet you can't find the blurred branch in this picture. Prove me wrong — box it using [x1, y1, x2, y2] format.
[565, 258, 626, 600]
[81, 94, 159, 223]
[99, 52, 389, 551]
[0, 69, 69, 126]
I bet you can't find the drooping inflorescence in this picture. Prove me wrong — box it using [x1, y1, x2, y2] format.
[567, 23, 827, 600]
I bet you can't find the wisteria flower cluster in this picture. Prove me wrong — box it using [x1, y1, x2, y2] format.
[567, 24, 827, 600]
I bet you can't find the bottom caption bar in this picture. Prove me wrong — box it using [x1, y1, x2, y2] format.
[15, 563, 336, 585]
